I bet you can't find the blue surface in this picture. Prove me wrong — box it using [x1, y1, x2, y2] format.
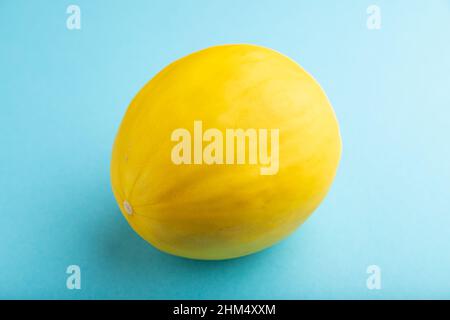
[1, 0, 450, 299]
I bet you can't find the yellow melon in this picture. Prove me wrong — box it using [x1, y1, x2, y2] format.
[111, 44, 341, 260]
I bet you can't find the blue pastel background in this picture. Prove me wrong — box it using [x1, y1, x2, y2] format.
[1, 0, 450, 299]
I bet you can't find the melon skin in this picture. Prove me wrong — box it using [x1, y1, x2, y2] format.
[111, 44, 342, 260]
